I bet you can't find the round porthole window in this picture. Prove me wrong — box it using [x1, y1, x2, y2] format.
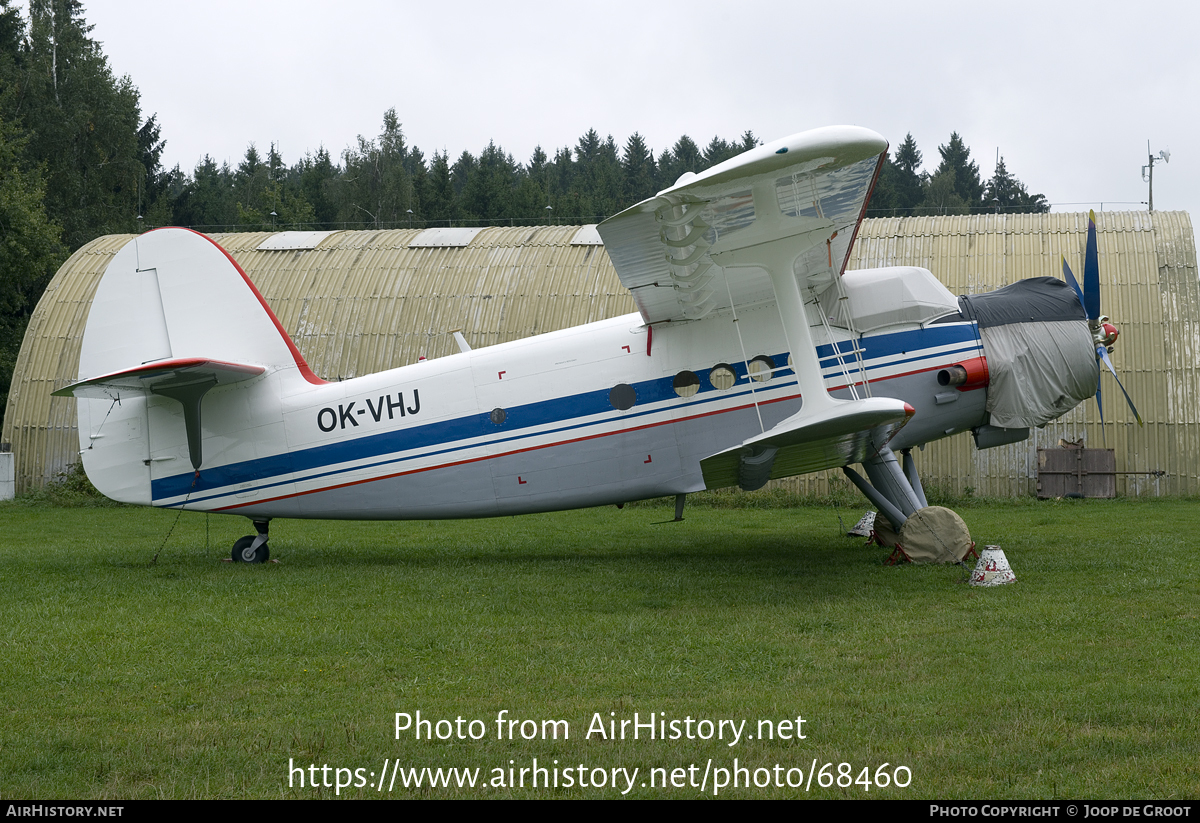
[490, 407, 507, 425]
[709, 363, 736, 391]
[748, 355, 775, 383]
[673, 370, 700, 398]
[609, 383, 637, 410]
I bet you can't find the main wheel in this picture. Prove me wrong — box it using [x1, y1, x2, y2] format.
[232, 535, 269, 563]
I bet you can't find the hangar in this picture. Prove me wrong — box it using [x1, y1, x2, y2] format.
[3, 212, 1197, 498]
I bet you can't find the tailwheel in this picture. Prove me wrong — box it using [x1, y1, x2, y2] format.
[232, 535, 269, 563]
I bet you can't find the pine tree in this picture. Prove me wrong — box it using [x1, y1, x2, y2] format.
[868, 157, 902, 216]
[568, 129, 618, 220]
[0, 113, 65, 426]
[172, 155, 236, 229]
[297, 146, 338, 226]
[0, 0, 25, 119]
[136, 113, 170, 224]
[232, 143, 271, 227]
[702, 136, 737, 167]
[891, 133, 925, 213]
[576, 133, 623, 220]
[984, 156, 1049, 214]
[461, 141, 517, 223]
[423, 150, 457, 226]
[336, 109, 414, 227]
[20, 0, 150, 246]
[658, 135, 701, 189]
[513, 145, 550, 221]
[621, 132, 656, 203]
[930, 133, 983, 212]
[547, 145, 574, 208]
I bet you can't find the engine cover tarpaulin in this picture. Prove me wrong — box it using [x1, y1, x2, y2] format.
[979, 320, 1098, 428]
[958, 277, 1097, 429]
[958, 277, 1086, 328]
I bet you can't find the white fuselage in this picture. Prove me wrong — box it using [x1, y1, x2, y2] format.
[133, 306, 989, 520]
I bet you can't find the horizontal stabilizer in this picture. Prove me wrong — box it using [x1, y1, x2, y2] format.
[54, 358, 265, 399]
[700, 397, 914, 491]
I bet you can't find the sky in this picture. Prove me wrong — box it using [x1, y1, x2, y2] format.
[78, 0, 1199, 217]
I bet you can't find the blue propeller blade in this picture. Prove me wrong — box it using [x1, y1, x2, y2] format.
[1062, 256, 1085, 309]
[1070, 212, 1141, 433]
[1083, 210, 1101, 321]
[1098, 345, 1144, 426]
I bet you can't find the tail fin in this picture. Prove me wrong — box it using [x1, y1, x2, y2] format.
[60, 229, 323, 504]
[79, 228, 321, 383]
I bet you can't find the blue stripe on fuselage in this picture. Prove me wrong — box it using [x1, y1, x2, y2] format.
[151, 354, 795, 502]
[811, 323, 979, 371]
[816, 323, 978, 364]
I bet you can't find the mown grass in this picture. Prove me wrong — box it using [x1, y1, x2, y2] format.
[0, 494, 1197, 798]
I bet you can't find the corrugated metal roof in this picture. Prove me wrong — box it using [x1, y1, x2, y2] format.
[4, 213, 1196, 499]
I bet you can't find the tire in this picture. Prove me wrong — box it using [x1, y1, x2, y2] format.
[232, 535, 269, 563]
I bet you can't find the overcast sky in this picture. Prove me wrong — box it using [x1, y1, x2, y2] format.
[79, 0, 1198, 218]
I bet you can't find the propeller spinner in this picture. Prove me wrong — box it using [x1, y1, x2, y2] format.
[1060, 210, 1143, 431]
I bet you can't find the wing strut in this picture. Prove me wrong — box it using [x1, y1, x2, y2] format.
[709, 187, 841, 419]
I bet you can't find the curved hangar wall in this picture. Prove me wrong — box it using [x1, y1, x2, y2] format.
[4, 213, 1198, 498]
[3, 225, 632, 495]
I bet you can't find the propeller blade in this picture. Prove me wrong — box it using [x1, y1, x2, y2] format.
[1083, 210, 1101, 321]
[1062, 255, 1085, 309]
[1094, 366, 1106, 446]
[1098, 346, 1144, 426]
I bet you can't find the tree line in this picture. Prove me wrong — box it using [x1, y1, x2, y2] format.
[168, 115, 763, 232]
[0, 0, 1048, 427]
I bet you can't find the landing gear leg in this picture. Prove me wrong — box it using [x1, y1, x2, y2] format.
[232, 519, 270, 563]
[900, 448, 929, 509]
[844, 450, 972, 563]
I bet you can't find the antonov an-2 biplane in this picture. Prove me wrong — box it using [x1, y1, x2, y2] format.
[56, 126, 1136, 562]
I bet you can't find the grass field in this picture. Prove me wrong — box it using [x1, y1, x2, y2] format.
[1, 494, 1197, 798]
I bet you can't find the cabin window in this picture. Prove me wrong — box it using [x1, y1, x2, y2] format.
[673, 370, 700, 398]
[748, 355, 775, 383]
[609, 383, 637, 410]
[709, 364, 737, 391]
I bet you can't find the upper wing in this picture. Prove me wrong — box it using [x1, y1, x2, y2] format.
[600, 126, 915, 489]
[597, 126, 886, 325]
